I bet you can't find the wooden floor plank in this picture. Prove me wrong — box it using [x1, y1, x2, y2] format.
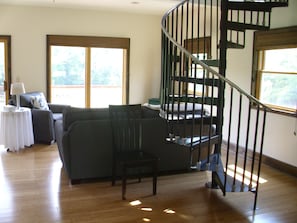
[0, 144, 296, 223]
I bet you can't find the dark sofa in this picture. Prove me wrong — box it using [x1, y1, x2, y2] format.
[55, 106, 197, 184]
[10, 91, 70, 144]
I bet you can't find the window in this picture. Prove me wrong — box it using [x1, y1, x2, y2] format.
[0, 36, 11, 107]
[47, 35, 130, 108]
[252, 26, 297, 114]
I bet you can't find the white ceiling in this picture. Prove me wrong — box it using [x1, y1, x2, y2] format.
[0, 0, 182, 14]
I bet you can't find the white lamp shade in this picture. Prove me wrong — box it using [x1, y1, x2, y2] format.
[10, 82, 26, 95]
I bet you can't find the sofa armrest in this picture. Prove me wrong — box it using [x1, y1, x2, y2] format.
[55, 119, 65, 164]
[61, 120, 113, 180]
[48, 104, 71, 113]
[31, 109, 55, 144]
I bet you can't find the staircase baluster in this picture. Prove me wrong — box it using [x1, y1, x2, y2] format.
[250, 105, 260, 190]
[176, 4, 182, 131]
[167, 11, 172, 120]
[210, 0, 213, 51]
[256, 10, 260, 26]
[229, 9, 233, 43]
[216, 0, 219, 59]
[204, 0, 207, 48]
[207, 73, 216, 167]
[241, 101, 252, 191]
[232, 93, 243, 192]
[244, 9, 246, 26]
[268, 8, 271, 28]
[236, 10, 240, 46]
[189, 0, 195, 152]
[263, 10, 266, 26]
[225, 86, 234, 195]
[254, 109, 268, 210]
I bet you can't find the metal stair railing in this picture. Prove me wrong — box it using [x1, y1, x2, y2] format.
[226, 0, 287, 49]
[159, 0, 286, 211]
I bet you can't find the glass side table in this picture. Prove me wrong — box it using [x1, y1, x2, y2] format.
[0, 107, 34, 152]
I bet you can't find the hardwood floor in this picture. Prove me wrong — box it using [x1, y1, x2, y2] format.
[0, 144, 296, 223]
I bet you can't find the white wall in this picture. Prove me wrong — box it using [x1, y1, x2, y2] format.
[226, 1, 297, 167]
[0, 5, 162, 104]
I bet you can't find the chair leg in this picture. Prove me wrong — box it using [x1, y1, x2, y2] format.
[112, 161, 116, 186]
[153, 176, 157, 195]
[112, 175, 116, 186]
[138, 168, 141, 183]
[122, 166, 127, 200]
[153, 161, 158, 195]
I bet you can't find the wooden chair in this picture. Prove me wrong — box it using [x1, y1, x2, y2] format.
[109, 104, 159, 200]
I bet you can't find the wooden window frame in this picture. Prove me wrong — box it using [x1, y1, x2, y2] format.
[0, 35, 11, 104]
[46, 35, 130, 105]
[252, 26, 297, 116]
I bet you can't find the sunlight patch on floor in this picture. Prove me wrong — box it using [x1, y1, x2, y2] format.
[141, 207, 153, 211]
[226, 164, 268, 188]
[130, 200, 142, 206]
[129, 199, 177, 222]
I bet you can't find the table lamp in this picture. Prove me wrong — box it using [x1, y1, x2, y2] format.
[10, 82, 25, 110]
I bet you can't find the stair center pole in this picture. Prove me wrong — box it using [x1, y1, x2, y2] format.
[210, 0, 228, 190]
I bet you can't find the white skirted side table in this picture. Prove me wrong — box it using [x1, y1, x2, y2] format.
[0, 107, 34, 152]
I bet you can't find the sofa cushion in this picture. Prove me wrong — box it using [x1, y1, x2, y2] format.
[31, 93, 49, 110]
[52, 113, 63, 121]
[63, 107, 109, 131]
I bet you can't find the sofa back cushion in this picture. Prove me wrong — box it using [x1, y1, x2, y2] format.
[63, 107, 109, 131]
[62, 106, 161, 132]
[141, 106, 160, 119]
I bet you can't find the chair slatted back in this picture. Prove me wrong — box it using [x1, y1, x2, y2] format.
[109, 104, 142, 152]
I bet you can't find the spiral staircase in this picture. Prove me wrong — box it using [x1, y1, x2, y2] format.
[160, 0, 288, 210]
